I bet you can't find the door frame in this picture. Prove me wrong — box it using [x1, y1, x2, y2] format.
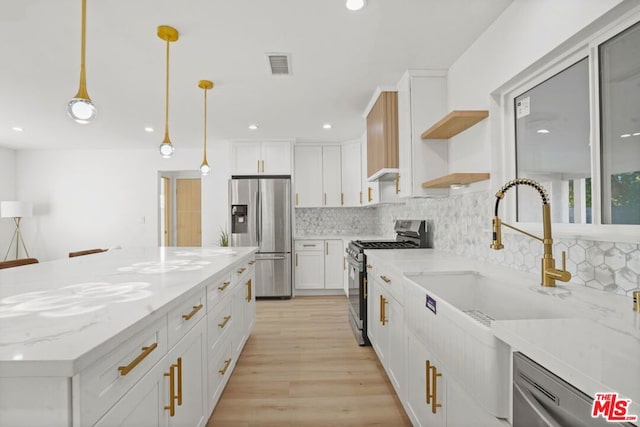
[158, 171, 201, 247]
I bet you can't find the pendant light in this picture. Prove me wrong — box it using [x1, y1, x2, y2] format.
[198, 80, 214, 175]
[157, 25, 179, 158]
[67, 0, 96, 124]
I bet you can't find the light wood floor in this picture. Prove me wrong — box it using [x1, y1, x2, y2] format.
[207, 296, 412, 427]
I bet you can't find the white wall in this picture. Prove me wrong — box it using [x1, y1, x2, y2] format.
[0, 148, 16, 253]
[445, 0, 627, 175]
[15, 143, 230, 261]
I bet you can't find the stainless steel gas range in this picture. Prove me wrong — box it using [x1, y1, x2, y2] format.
[346, 219, 432, 346]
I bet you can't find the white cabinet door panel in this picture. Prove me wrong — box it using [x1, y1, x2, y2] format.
[294, 146, 323, 207]
[322, 146, 342, 207]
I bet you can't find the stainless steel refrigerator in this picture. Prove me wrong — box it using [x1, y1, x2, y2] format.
[229, 176, 292, 298]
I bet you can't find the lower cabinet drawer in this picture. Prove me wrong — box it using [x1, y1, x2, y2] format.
[207, 336, 234, 412]
[206, 273, 233, 311]
[208, 296, 234, 351]
[78, 319, 168, 427]
[168, 289, 206, 348]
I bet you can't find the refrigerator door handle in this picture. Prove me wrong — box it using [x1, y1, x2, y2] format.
[255, 255, 287, 261]
[255, 190, 261, 245]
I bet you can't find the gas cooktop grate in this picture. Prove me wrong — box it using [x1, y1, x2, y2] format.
[354, 241, 418, 249]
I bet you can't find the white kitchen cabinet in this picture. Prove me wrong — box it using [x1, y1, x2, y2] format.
[95, 318, 207, 427]
[324, 240, 344, 289]
[322, 146, 342, 207]
[294, 145, 323, 207]
[231, 141, 292, 175]
[396, 70, 448, 197]
[341, 140, 362, 206]
[294, 240, 324, 289]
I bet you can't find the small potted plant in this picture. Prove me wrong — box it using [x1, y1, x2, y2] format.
[218, 228, 229, 247]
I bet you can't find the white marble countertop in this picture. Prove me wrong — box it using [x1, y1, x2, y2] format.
[0, 246, 257, 377]
[365, 249, 640, 417]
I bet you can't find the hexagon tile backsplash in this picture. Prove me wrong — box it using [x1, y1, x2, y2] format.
[297, 191, 639, 296]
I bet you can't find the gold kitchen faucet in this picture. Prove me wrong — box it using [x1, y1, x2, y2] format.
[490, 178, 571, 287]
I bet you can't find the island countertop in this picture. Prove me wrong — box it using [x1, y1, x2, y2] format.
[0, 246, 257, 377]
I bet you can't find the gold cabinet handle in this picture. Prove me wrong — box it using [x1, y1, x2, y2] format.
[324, 193, 327, 206]
[380, 295, 387, 325]
[182, 304, 203, 321]
[295, 193, 299, 206]
[326, 241, 329, 255]
[426, 360, 432, 405]
[118, 342, 158, 376]
[176, 357, 183, 406]
[257, 159, 260, 173]
[246, 279, 252, 302]
[219, 358, 232, 375]
[164, 362, 177, 416]
[363, 277, 368, 299]
[218, 281, 231, 291]
[366, 264, 372, 269]
[395, 174, 400, 194]
[341, 192, 344, 206]
[431, 364, 442, 414]
[218, 315, 231, 328]
[380, 275, 391, 284]
[359, 191, 362, 205]
[248, 260, 255, 265]
[302, 244, 316, 247]
[237, 267, 246, 274]
[368, 186, 372, 202]
[261, 160, 265, 173]
[295, 253, 298, 267]
[343, 256, 346, 271]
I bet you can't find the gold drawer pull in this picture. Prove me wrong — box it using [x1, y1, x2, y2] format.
[380, 275, 391, 283]
[176, 357, 183, 406]
[118, 342, 158, 376]
[366, 264, 372, 269]
[237, 267, 246, 274]
[302, 244, 316, 247]
[248, 260, 255, 265]
[182, 304, 203, 321]
[380, 295, 387, 325]
[431, 364, 442, 414]
[246, 279, 252, 302]
[218, 315, 231, 328]
[164, 361, 178, 416]
[218, 281, 231, 291]
[426, 360, 432, 405]
[218, 358, 232, 375]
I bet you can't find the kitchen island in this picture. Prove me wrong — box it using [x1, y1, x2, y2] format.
[0, 246, 257, 427]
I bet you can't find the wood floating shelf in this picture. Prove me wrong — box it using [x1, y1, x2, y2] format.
[421, 110, 489, 139]
[421, 173, 490, 189]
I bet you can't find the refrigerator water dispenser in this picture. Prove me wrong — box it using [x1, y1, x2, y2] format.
[231, 204, 248, 233]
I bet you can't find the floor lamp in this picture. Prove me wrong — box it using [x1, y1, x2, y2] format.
[1, 201, 33, 261]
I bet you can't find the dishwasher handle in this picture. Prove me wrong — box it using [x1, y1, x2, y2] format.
[514, 382, 563, 427]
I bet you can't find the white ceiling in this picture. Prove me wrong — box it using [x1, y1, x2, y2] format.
[0, 0, 512, 151]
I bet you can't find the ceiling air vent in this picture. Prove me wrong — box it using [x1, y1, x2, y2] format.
[266, 53, 292, 76]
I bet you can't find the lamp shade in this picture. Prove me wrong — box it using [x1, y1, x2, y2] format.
[0, 201, 33, 218]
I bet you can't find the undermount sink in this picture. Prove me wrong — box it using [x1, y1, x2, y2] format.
[405, 270, 572, 325]
[403, 270, 576, 418]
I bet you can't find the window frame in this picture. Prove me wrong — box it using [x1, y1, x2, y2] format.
[494, 8, 640, 244]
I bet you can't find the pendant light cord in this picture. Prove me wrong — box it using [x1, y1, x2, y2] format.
[76, 0, 89, 98]
[163, 39, 171, 143]
[203, 88, 208, 162]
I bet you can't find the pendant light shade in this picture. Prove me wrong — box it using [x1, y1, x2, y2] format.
[198, 80, 214, 175]
[67, 0, 96, 124]
[157, 25, 179, 158]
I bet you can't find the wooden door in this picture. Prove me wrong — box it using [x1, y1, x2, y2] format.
[162, 177, 171, 246]
[176, 179, 201, 247]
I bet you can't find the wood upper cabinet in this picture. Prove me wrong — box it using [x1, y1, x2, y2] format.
[366, 91, 399, 180]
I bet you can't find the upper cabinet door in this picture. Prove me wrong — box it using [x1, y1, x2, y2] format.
[366, 91, 399, 180]
[341, 141, 362, 207]
[294, 145, 323, 207]
[261, 141, 292, 175]
[322, 146, 342, 207]
[231, 142, 261, 175]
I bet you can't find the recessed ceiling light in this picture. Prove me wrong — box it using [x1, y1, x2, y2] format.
[621, 134, 631, 138]
[346, 0, 366, 11]
[12, 127, 23, 132]
[323, 123, 332, 129]
[536, 129, 550, 134]
[144, 127, 154, 132]
[248, 124, 259, 130]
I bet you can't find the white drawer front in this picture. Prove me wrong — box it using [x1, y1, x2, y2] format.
[207, 296, 234, 351]
[232, 258, 255, 284]
[206, 274, 232, 311]
[78, 319, 167, 427]
[294, 240, 323, 251]
[168, 289, 206, 348]
[207, 336, 234, 411]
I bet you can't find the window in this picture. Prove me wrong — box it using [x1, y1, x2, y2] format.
[511, 19, 640, 227]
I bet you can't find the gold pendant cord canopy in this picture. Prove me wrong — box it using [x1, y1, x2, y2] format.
[157, 25, 179, 158]
[199, 80, 214, 175]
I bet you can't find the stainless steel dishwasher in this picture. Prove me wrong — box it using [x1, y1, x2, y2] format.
[513, 352, 637, 427]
